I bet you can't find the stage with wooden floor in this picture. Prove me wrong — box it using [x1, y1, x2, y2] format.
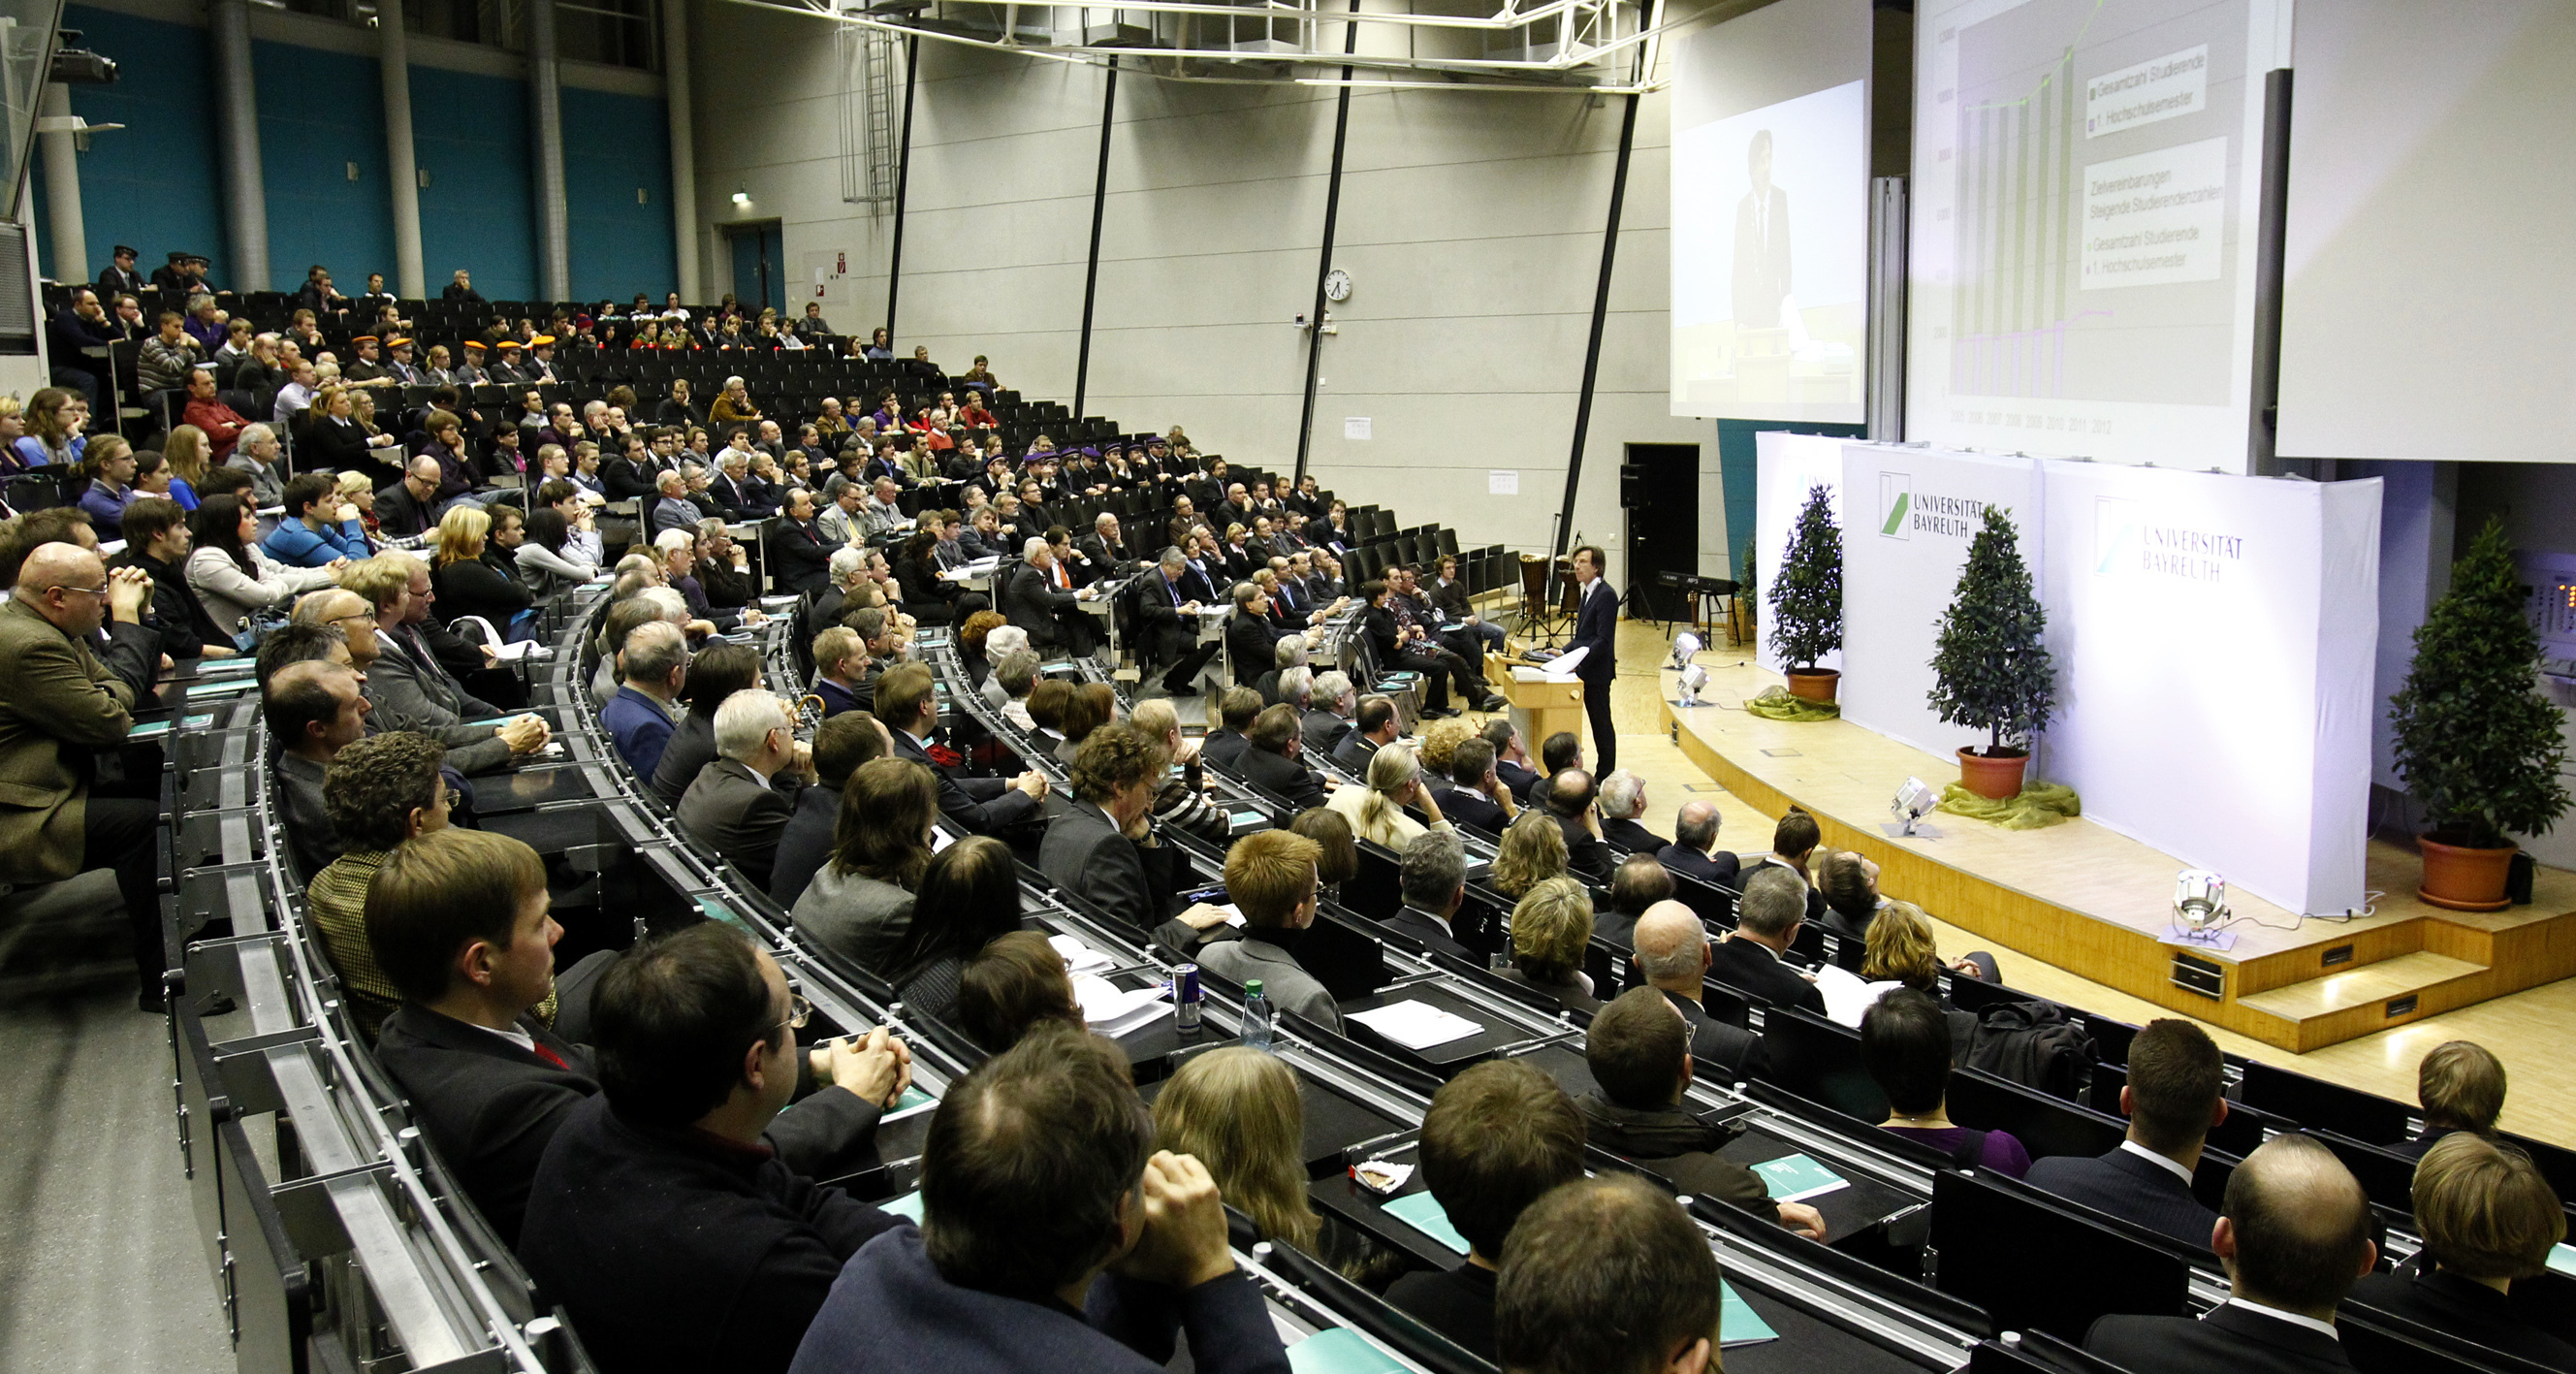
[1655, 662, 2576, 1053]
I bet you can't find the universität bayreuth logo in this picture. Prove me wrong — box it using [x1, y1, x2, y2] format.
[1879, 472, 1912, 539]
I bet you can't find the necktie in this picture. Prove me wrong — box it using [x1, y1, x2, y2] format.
[531, 1040, 568, 1070]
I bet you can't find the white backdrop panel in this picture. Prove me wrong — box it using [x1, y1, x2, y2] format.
[1754, 431, 1848, 677]
[1837, 443, 2048, 761]
[2036, 463, 2379, 915]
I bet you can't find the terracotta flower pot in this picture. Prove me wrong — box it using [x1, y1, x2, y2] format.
[2417, 834, 2515, 912]
[1785, 669, 1841, 704]
[1956, 746, 2029, 801]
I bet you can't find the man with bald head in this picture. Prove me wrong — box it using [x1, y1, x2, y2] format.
[2085, 1134, 2375, 1373]
[1631, 901, 1765, 1080]
[0, 541, 164, 1006]
[376, 455, 445, 539]
[1661, 799, 1738, 888]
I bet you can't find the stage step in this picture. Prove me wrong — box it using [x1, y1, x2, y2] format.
[2235, 951, 2490, 1052]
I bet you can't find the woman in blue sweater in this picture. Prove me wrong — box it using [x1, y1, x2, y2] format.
[260, 472, 371, 567]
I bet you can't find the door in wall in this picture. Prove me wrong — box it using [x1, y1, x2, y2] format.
[725, 222, 787, 314]
[1623, 443, 1700, 623]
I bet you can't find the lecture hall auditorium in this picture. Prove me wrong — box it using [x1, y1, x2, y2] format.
[4, 1, 2575, 1373]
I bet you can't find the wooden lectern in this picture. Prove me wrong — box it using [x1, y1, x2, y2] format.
[1484, 653, 1585, 753]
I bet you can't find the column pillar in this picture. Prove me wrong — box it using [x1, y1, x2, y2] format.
[526, 0, 571, 301]
[39, 84, 85, 285]
[663, 0, 700, 301]
[380, 0, 426, 299]
[208, 0, 270, 290]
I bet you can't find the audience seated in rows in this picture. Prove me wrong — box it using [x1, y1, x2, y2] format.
[303, 730, 452, 1039]
[954, 929, 1087, 1053]
[1582, 987, 1828, 1239]
[2083, 1134, 2374, 1374]
[2024, 1016, 2227, 1248]
[1542, 769, 1615, 883]
[2397, 1039, 2508, 1162]
[875, 660, 1049, 835]
[266, 655, 373, 875]
[1236, 703, 1327, 810]
[1288, 807, 1359, 907]
[1435, 736, 1517, 835]
[1129, 697, 1232, 844]
[1748, 807, 1829, 924]
[1041, 721, 1224, 944]
[518, 919, 910, 1374]
[1330, 693, 1400, 774]
[786, 1024, 1288, 1374]
[1854, 902, 1992, 1048]
[601, 618, 689, 780]
[1860, 988, 2032, 1176]
[769, 711, 889, 909]
[1152, 1046, 1321, 1254]
[878, 836, 1023, 1021]
[1596, 770, 1667, 856]
[1201, 686, 1262, 772]
[1385, 1060, 1585, 1361]
[1299, 671, 1354, 757]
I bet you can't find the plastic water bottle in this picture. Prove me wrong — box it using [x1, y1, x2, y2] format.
[1241, 979, 1276, 1051]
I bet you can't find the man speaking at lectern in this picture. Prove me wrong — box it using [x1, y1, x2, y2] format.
[1568, 545, 1618, 774]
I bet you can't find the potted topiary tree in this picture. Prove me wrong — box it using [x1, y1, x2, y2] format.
[1926, 504, 2055, 799]
[1768, 483, 1844, 701]
[2389, 519, 2571, 911]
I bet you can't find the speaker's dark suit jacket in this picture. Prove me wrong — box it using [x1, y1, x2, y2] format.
[2085, 1301, 2354, 1374]
[2024, 1144, 2217, 1251]
[1708, 935, 1826, 1015]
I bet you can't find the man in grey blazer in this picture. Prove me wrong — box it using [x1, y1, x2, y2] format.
[298, 587, 543, 777]
[675, 690, 811, 891]
[1197, 828, 1342, 1033]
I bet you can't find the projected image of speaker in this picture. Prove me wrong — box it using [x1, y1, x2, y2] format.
[1668, 0, 1872, 424]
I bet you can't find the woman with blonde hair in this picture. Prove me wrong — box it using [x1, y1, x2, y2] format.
[1859, 901, 1997, 991]
[1327, 744, 1452, 849]
[158, 423, 210, 508]
[428, 503, 534, 632]
[1490, 807, 1569, 900]
[1499, 876, 1599, 1012]
[334, 471, 380, 542]
[1153, 1047, 1321, 1252]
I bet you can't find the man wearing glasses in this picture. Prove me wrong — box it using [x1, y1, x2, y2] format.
[0, 541, 164, 1007]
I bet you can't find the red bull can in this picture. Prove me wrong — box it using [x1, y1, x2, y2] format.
[1173, 964, 1203, 1032]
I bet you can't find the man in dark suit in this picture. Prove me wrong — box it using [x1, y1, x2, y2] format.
[999, 537, 1097, 655]
[1542, 769, 1616, 883]
[1132, 548, 1205, 685]
[518, 921, 911, 1374]
[1224, 582, 1287, 684]
[769, 714, 886, 910]
[674, 690, 810, 891]
[1632, 903, 1766, 1081]
[1662, 799, 1741, 889]
[374, 456, 445, 539]
[1038, 722, 1229, 946]
[1707, 867, 1826, 1014]
[2026, 1016, 2230, 1249]
[876, 662, 1048, 836]
[2084, 1134, 2376, 1374]
[1437, 738, 1516, 834]
[1566, 544, 1620, 771]
[1595, 853, 1673, 951]
[1597, 770, 1669, 854]
[1385, 831, 1473, 957]
[767, 490, 840, 597]
[370, 831, 901, 1246]
[1732, 128, 1792, 329]
[1238, 704, 1327, 810]
[1749, 806, 1829, 925]
[1334, 694, 1401, 774]
[1075, 511, 1131, 572]
[1301, 671, 1355, 756]
[1483, 718, 1540, 802]
[1199, 686, 1263, 774]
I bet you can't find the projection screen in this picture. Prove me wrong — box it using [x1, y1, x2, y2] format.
[1906, 0, 2290, 469]
[1670, 0, 1872, 423]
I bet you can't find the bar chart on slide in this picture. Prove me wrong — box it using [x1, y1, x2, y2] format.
[1909, 0, 2284, 466]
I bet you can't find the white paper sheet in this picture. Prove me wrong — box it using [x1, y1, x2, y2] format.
[1347, 1000, 1483, 1050]
[1072, 975, 1168, 1037]
[1812, 963, 1905, 1028]
[1048, 934, 1117, 976]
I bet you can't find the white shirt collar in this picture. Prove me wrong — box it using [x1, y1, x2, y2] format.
[2118, 1139, 2197, 1187]
[472, 1019, 535, 1053]
[2214, 1298, 2339, 1341]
